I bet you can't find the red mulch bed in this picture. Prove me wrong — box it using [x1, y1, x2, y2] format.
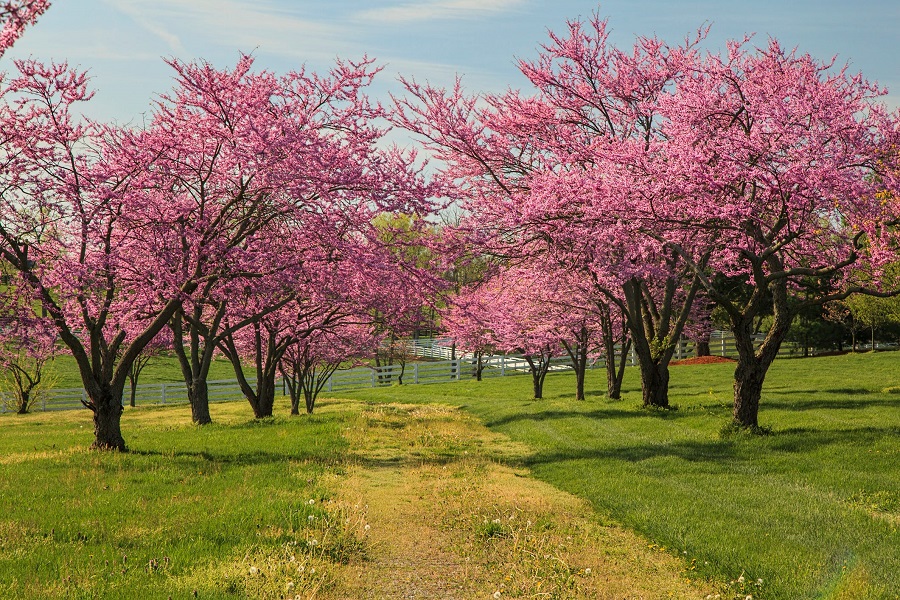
[670, 355, 737, 366]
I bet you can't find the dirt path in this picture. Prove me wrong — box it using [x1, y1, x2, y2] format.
[324, 401, 713, 600]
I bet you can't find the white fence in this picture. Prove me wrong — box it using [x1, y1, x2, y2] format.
[1, 331, 829, 414]
[1, 377, 259, 413]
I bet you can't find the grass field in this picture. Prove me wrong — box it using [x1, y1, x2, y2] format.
[1, 352, 898, 598]
[336, 352, 900, 600]
[0, 389, 709, 599]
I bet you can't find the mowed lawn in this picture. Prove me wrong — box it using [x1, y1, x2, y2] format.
[336, 352, 900, 600]
[0, 403, 351, 599]
[0, 352, 897, 599]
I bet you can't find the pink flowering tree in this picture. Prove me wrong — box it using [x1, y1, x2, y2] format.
[449, 266, 566, 399]
[651, 40, 900, 428]
[125, 55, 438, 424]
[0, 61, 206, 450]
[280, 322, 375, 415]
[0, 0, 49, 56]
[392, 15, 706, 408]
[0, 284, 59, 413]
[216, 267, 345, 419]
[442, 290, 497, 381]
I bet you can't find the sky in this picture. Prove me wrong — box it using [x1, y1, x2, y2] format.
[4, 0, 899, 125]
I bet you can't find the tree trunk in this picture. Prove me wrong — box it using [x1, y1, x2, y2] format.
[532, 372, 543, 399]
[91, 392, 126, 451]
[619, 273, 702, 409]
[128, 376, 137, 408]
[732, 359, 764, 428]
[695, 340, 710, 357]
[562, 335, 589, 401]
[171, 314, 216, 425]
[189, 379, 212, 425]
[729, 285, 791, 429]
[472, 351, 484, 381]
[638, 358, 670, 408]
[16, 390, 30, 414]
[255, 380, 276, 418]
[304, 387, 315, 414]
[609, 338, 631, 399]
[523, 353, 550, 399]
[285, 373, 300, 415]
[574, 361, 586, 401]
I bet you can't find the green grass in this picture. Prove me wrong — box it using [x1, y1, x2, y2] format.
[3, 352, 899, 598]
[0, 402, 353, 599]
[333, 352, 900, 600]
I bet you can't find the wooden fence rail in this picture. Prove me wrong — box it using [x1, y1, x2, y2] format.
[0, 331, 829, 414]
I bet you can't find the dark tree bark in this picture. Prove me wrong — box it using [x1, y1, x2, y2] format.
[471, 351, 485, 381]
[220, 322, 290, 419]
[522, 348, 552, 399]
[611, 338, 631, 398]
[126, 349, 156, 408]
[171, 304, 222, 425]
[597, 300, 630, 399]
[90, 387, 127, 451]
[172, 294, 294, 424]
[562, 325, 590, 400]
[619, 267, 703, 409]
[729, 295, 790, 428]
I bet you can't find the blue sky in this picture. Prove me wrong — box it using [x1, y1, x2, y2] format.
[4, 0, 899, 124]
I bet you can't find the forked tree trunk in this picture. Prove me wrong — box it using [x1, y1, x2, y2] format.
[285, 373, 300, 415]
[598, 302, 629, 399]
[619, 272, 702, 409]
[523, 352, 551, 399]
[91, 392, 126, 451]
[729, 287, 792, 429]
[171, 313, 218, 425]
[254, 375, 277, 418]
[303, 386, 315, 414]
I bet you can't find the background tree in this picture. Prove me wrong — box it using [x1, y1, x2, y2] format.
[125, 327, 171, 408]
[0, 303, 58, 414]
[280, 322, 373, 414]
[131, 55, 438, 424]
[392, 14, 706, 408]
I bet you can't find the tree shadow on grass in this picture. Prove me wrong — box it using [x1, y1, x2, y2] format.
[767, 387, 874, 396]
[517, 425, 900, 471]
[765, 396, 900, 411]
[130, 448, 344, 467]
[520, 438, 744, 472]
[483, 406, 690, 428]
[765, 426, 900, 453]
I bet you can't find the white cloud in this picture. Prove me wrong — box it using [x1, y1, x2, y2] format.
[106, 0, 187, 55]
[104, 0, 358, 62]
[356, 0, 527, 23]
